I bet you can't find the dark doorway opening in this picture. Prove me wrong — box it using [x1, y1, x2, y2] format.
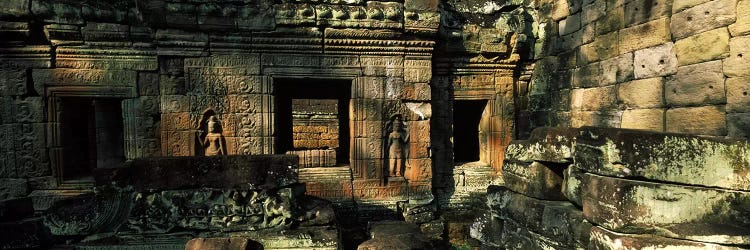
[59, 98, 125, 182]
[275, 79, 351, 165]
[453, 100, 487, 163]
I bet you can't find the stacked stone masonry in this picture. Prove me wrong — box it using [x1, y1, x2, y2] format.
[472, 126, 750, 249]
[526, 0, 750, 139]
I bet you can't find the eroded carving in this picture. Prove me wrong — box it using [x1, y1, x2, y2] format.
[386, 115, 409, 178]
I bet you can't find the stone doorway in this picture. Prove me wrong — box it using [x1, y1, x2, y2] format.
[452, 99, 489, 164]
[58, 97, 125, 183]
[275, 79, 352, 167]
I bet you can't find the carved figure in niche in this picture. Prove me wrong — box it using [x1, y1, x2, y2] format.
[196, 110, 227, 156]
[386, 114, 409, 177]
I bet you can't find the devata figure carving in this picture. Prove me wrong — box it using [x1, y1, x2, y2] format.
[197, 110, 227, 156]
[387, 115, 409, 177]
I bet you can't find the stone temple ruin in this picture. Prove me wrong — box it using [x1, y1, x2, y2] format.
[0, 0, 749, 249]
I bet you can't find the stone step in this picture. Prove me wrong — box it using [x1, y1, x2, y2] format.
[502, 161, 568, 200]
[583, 173, 750, 245]
[575, 126, 750, 191]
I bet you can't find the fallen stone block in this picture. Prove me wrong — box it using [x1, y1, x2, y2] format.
[589, 225, 746, 250]
[501, 218, 569, 250]
[488, 186, 586, 246]
[469, 210, 503, 247]
[502, 161, 567, 200]
[562, 165, 586, 207]
[505, 127, 578, 163]
[583, 173, 750, 245]
[359, 221, 433, 250]
[575, 126, 750, 191]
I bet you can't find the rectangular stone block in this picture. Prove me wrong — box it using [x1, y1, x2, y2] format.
[582, 0, 606, 24]
[723, 35, 750, 77]
[504, 127, 577, 163]
[599, 52, 633, 85]
[675, 27, 730, 66]
[618, 77, 664, 108]
[589, 226, 746, 250]
[665, 60, 726, 107]
[488, 186, 586, 247]
[620, 108, 665, 131]
[633, 42, 677, 79]
[729, 0, 750, 36]
[727, 77, 750, 113]
[502, 161, 567, 200]
[583, 173, 750, 245]
[551, 0, 571, 21]
[728, 113, 750, 139]
[559, 13, 582, 36]
[571, 62, 601, 88]
[574, 126, 748, 190]
[619, 17, 671, 53]
[570, 110, 623, 128]
[624, 0, 672, 26]
[578, 31, 618, 64]
[595, 6, 624, 35]
[570, 85, 617, 111]
[666, 105, 726, 135]
[670, 0, 736, 40]
[32, 69, 137, 87]
[672, 0, 711, 13]
[555, 28, 584, 52]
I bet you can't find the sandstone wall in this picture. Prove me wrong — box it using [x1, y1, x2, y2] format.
[526, 0, 750, 138]
[472, 127, 750, 249]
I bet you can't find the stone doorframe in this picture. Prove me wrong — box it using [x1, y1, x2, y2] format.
[46, 86, 137, 188]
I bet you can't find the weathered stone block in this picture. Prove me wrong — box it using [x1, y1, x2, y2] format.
[596, 6, 624, 35]
[571, 62, 602, 88]
[488, 186, 586, 247]
[672, 0, 712, 13]
[360, 221, 433, 249]
[618, 77, 664, 108]
[675, 27, 730, 66]
[624, 0, 672, 26]
[551, 0, 571, 21]
[583, 173, 750, 245]
[501, 218, 568, 250]
[185, 237, 262, 250]
[728, 113, 750, 139]
[600, 52, 634, 85]
[559, 13, 582, 36]
[620, 108, 665, 131]
[618, 18, 671, 54]
[502, 161, 567, 200]
[729, 0, 750, 36]
[666, 105, 726, 135]
[561, 165, 585, 206]
[633, 42, 677, 79]
[95, 155, 299, 191]
[13, 97, 44, 123]
[570, 85, 617, 111]
[582, 0, 606, 24]
[0, 69, 26, 96]
[556, 28, 584, 52]
[578, 31, 618, 64]
[504, 127, 577, 163]
[589, 225, 746, 250]
[469, 210, 503, 247]
[727, 77, 750, 113]
[405, 0, 438, 11]
[670, 0, 736, 40]
[665, 60, 726, 107]
[574, 127, 748, 190]
[723, 36, 750, 77]
[570, 110, 623, 128]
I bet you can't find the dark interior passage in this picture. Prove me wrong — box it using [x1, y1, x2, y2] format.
[453, 100, 487, 163]
[275, 78, 351, 164]
[60, 98, 124, 182]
